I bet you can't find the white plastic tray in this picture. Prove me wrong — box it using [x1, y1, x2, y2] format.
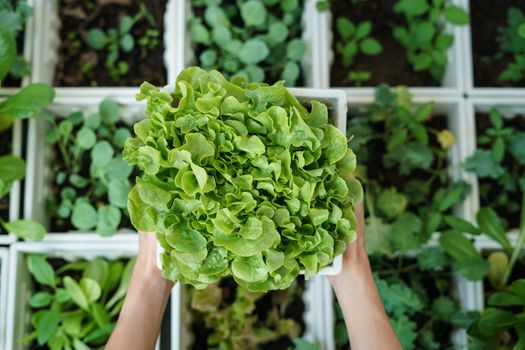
[0, 248, 9, 349]
[172, 275, 330, 350]
[4, 238, 162, 350]
[30, 0, 177, 91]
[318, 0, 467, 94]
[174, 0, 320, 87]
[23, 91, 144, 239]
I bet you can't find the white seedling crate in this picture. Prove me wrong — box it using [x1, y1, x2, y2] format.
[172, 275, 331, 350]
[4, 237, 163, 350]
[24, 91, 144, 240]
[318, 0, 467, 95]
[173, 0, 321, 87]
[30, 0, 178, 96]
[465, 98, 525, 230]
[460, 0, 525, 98]
[0, 248, 9, 349]
[0, 116, 23, 244]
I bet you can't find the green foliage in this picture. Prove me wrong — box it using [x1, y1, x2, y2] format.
[189, 279, 306, 350]
[335, 17, 382, 85]
[464, 108, 525, 230]
[85, 3, 160, 81]
[22, 255, 135, 349]
[348, 85, 468, 256]
[123, 67, 362, 291]
[189, 0, 306, 85]
[0, 0, 33, 84]
[44, 100, 133, 236]
[393, 0, 469, 81]
[497, 7, 525, 82]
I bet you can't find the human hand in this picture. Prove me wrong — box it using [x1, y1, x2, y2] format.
[328, 201, 369, 286]
[136, 231, 175, 289]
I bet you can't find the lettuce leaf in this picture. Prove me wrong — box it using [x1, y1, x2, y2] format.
[123, 67, 362, 291]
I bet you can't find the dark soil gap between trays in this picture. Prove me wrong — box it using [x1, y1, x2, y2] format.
[55, 0, 167, 87]
[476, 113, 525, 229]
[470, 0, 525, 87]
[330, 0, 438, 87]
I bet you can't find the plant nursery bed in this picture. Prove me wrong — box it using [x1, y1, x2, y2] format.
[188, 277, 306, 350]
[470, 0, 525, 87]
[335, 255, 463, 350]
[54, 0, 167, 87]
[470, 111, 525, 230]
[330, 0, 437, 87]
[187, 0, 306, 86]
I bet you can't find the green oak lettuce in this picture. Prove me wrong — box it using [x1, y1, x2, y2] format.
[123, 67, 362, 291]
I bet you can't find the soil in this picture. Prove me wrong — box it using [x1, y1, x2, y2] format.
[470, 0, 525, 87]
[0, 128, 13, 233]
[330, 0, 438, 87]
[54, 0, 167, 87]
[190, 0, 305, 86]
[190, 277, 306, 350]
[47, 120, 133, 232]
[475, 113, 525, 229]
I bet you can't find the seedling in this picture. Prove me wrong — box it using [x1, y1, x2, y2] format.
[21, 255, 135, 348]
[188, 0, 306, 85]
[86, 3, 159, 80]
[393, 0, 469, 81]
[335, 16, 382, 85]
[0, 0, 33, 83]
[497, 7, 525, 82]
[45, 99, 133, 236]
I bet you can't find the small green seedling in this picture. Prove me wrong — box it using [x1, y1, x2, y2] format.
[393, 0, 469, 81]
[336, 17, 382, 68]
[497, 7, 525, 82]
[86, 3, 160, 80]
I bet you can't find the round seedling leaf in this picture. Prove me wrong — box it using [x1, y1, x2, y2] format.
[199, 49, 217, 67]
[120, 34, 135, 53]
[519, 23, 525, 39]
[238, 39, 269, 64]
[212, 26, 231, 47]
[119, 16, 134, 34]
[108, 178, 131, 208]
[266, 23, 287, 46]
[76, 127, 97, 150]
[96, 205, 121, 236]
[99, 99, 119, 123]
[286, 39, 305, 61]
[281, 60, 300, 85]
[114, 127, 132, 148]
[444, 5, 469, 25]
[86, 28, 108, 50]
[360, 38, 382, 55]
[241, 0, 267, 26]
[244, 65, 265, 82]
[71, 201, 98, 230]
[204, 5, 230, 27]
[189, 21, 210, 44]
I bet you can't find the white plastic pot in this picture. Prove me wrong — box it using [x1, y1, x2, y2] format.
[460, 0, 525, 98]
[0, 248, 9, 349]
[23, 91, 144, 240]
[30, 0, 178, 94]
[4, 237, 163, 350]
[319, 0, 467, 95]
[172, 275, 332, 350]
[464, 98, 525, 231]
[0, 118, 23, 244]
[173, 0, 321, 87]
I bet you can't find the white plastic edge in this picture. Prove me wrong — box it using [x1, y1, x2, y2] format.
[0, 248, 9, 349]
[4, 239, 163, 350]
[173, 276, 326, 350]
